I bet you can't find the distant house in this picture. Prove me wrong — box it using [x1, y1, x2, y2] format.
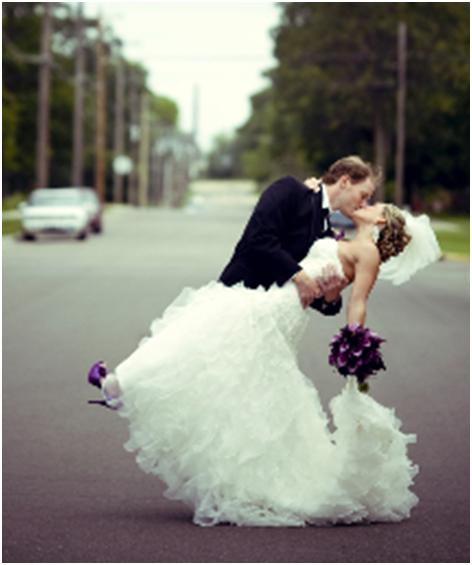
[151, 131, 199, 207]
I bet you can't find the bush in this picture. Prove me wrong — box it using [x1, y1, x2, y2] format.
[3, 192, 27, 211]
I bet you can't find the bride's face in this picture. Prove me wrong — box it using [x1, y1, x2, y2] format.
[352, 203, 386, 225]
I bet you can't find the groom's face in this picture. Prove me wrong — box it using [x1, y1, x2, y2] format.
[338, 176, 375, 218]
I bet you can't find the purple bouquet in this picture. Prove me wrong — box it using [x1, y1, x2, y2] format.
[328, 324, 386, 392]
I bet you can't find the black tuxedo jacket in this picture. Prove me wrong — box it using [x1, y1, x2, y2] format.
[219, 176, 342, 316]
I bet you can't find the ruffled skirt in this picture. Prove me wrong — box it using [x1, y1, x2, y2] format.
[111, 282, 419, 526]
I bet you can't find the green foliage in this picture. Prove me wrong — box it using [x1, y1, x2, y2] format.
[49, 63, 75, 186]
[2, 219, 22, 236]
[2, 88, 20, 173]
[3, 3, 42, 192]
[149, 93, 179, 128]
[433, 216, 470, 258]
[2, 192, 27, 210]
[206, 133, 244, 179]
[237, 89, 277, 182]
[2, 4, 181, 198]
[236, 3, 469, 201]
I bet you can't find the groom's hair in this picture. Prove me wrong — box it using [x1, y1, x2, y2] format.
[322, 156, 381, 186]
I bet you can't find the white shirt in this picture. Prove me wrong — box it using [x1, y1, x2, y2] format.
[320, 183, 333, 230]
[320, 182, 333, 213]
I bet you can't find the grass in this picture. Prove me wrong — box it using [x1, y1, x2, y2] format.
[434, 222, 470, 260]
[436, 231, 469, 257]
[3, 192, 25, 237]
[432, 216, 470, 260]
[3, 192, 26, 211]
[2, 219, 22, 236]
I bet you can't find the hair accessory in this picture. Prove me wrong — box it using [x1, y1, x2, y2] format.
[378, 209, 442, 285]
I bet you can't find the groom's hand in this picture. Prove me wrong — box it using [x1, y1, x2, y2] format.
[292, 270, 322, 308]
[304, 177, 320, 190]
[318, 264, 347, 295]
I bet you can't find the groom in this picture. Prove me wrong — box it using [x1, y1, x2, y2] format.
[219, 155, 377, 314]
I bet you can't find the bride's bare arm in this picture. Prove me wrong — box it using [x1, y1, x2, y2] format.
[347, 245, 380, 326]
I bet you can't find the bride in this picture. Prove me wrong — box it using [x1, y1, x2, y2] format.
[87, 201, 440, 527]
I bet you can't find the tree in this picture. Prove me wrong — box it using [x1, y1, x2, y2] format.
[2, 3, 182, 200]
[149, 93, 178, 129]
[2, 3, 42, 193]
[236, 3, 469, 202]
[206, 133, 244, 179]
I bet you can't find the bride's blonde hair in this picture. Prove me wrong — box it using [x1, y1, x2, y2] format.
[377, 205, 412, 263]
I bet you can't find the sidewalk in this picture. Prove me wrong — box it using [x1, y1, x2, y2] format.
[431, 220, 461, 232]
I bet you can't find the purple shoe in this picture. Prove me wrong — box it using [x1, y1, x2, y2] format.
[87, 398, 122, 410]
[87, 362, 122, 410]
[88, 361, 107, 389]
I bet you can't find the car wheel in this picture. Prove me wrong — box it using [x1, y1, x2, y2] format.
[22, 231, 36, 241]
[76, 229, 88, 241]
[91, 218, 103, 234]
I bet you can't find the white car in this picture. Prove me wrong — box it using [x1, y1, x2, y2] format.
[19, 187, 103, 241]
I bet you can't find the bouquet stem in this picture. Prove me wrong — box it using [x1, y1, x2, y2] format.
[358, 381, 369, 393]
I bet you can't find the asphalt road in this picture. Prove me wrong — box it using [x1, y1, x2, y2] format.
[3, 180, 470, 563]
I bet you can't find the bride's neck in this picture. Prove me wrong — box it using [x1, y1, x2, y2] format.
[352, 223, 375, 243]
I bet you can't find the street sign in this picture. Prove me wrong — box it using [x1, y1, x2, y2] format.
[113, 155, 133, 175]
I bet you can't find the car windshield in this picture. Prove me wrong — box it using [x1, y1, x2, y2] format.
[29, 192, 83, 206]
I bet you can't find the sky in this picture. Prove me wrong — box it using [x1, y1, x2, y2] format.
[84, 2, 280, 151]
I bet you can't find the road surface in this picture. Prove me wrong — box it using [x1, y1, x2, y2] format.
[3, 180, 469, 562]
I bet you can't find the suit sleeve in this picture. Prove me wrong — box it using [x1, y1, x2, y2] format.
[244, 177, 303, 285]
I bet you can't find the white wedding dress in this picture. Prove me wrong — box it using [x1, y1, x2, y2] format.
[110, 238, 419, 527]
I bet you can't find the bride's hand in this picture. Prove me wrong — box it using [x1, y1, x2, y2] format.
[317, 265, 347, 296]
[304, 177, 320, 190]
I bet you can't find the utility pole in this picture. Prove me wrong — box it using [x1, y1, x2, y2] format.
[95, 17, 107, 203]
[373, 94, 388, 202]
[138, 90, 150, 206]
[35, 2, 52, 188]
[395, 22, 407, 207]
[162, 155, 174, 207]
[71, 3, 85, 186]
[128, 69, 141, 205]
[149, 117, 159, 204]
[192, 83, 199, 145]
[112, 41, 125, 203]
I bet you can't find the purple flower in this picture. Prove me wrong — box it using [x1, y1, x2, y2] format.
[328, 324, 387, 390]
[337, 352, 349, 367]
